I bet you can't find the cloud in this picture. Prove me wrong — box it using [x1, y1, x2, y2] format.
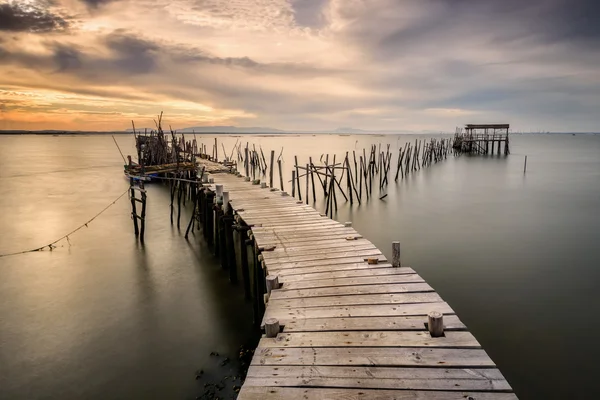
[0, 0, 599, 131]
[0, 1, 71, 32]
[79, 0, 117, 8]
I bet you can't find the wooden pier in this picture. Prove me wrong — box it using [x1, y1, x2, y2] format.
[453, 124, 510, 155]
[122, 115, 516, 398]
[201, 171, 517, 400]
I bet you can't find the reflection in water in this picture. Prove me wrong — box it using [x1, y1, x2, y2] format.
[0, 133, 599, 399]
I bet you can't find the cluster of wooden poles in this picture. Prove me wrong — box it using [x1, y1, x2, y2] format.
[287, 138, 454, 218]
[235, 143, 284, 189]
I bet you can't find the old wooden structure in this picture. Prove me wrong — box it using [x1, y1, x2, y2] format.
[197, 167, 517, 399]
[453, 124, 510, 155]
[121, 114, 517, 398]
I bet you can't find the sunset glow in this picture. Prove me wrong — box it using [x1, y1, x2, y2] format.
[0, 0, 598, 131]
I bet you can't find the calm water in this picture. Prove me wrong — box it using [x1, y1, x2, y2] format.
[0, 133, 599, 399]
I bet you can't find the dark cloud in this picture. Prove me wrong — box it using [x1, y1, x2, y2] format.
[53, 44, 83, 72]
[0, 1, 70, 32]
[104, 31, 159, 74]
[290, 0, 328, 28]
[80, 0, 117, 8]
[377, 0, 600, 57]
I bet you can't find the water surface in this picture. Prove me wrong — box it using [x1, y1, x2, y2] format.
[1, 133, 599, 399]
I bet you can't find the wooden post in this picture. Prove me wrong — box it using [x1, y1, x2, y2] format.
[266, 275, 280, 294]
[177, 178, 183, 229]
[129, 178, 139, 236]
[428, 311, 444, 337]
[310, 161, 316, 202]
[269, 150, 275, 188]
[278, 159, 284, 191]
[292, 170, 296, 198]
[305, 163, 309, 204]
[223, 191, 230, 213]
[392, 241, 401, 267]
[265, 318, 280, 338]
[295, 156, 302, 201]
[524, 155, 528, 173]
[139, 185, 146, 242]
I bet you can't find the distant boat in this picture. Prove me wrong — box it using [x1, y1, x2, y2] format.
[123, 162, 157, 182]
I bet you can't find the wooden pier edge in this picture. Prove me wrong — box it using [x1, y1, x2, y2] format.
[199, 165, 517, 400]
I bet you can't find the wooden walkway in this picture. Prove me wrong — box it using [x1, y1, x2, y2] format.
[209, 172, 517, 400]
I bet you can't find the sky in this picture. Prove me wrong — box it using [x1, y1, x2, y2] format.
[0, 0, 598, 132]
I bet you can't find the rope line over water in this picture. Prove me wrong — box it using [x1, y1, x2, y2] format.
[0, 188, 130, 258]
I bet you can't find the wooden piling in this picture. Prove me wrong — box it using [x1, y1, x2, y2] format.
[392, 241, 401, 267]
[265, 275, 280, 294]
[269, 150, 275, 187]
[264, 318, 279, 338]
[428, 311, 444, 337]
[278, 159, 284, 191]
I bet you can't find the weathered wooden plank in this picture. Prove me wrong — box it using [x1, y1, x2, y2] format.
[266, 254, 387, 270]
[270, 264, 407, 281]
[259, 331, 480, 348]
[245, 218, 337, 227]
[252, 346, 494, 366]
[263, 302, 455, 325]
[244, 366, 511, 391]
[267, 238, 373, 252]
[252, 229, 359, 242]
[263, 244, 378, 259]
[270, 282, 433, 300]
[238, 387, 518, 400]
[277, 268, 421, 287]
[263, 246, 380, 262]
[251, 224, 350, 233]
[268, 292, 443, 309]
[282, 314, 466, 332]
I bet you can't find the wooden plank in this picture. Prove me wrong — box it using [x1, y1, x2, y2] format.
[267, 238, 373, 251]
[277, 268, 421, 286]
[264, 242, 377, 255]
[266, 254, 387, 269]
[245, 218, 336, 227]
[244, 365, 511, 391]
[271, 264, 408, 280]
[282, 315, 466, 332]
[268, 292, 443, 309]
[238, 387, 518, 400]
[258, 331, 480, 348]
[251, 224, 350, 233]
[270, 282, 433, 300]
[252, 229, 359, 242]
[263, 302, 455, 325]
[263, 245, 379, 260]
[251, 346, 493, 366]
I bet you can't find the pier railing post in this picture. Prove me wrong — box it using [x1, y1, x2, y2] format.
[428, 311, 444, 337]
[266, 275, 280, 294]
[265, 318, 280, 338]
[392, 241, 401, 267]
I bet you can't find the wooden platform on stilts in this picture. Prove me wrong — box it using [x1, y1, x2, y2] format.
[205, 171, 518, 400]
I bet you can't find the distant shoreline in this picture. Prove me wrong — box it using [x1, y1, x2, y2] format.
[0, 131, 597, 136]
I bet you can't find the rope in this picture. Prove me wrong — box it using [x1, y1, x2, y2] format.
[0, 188, 130, 258]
